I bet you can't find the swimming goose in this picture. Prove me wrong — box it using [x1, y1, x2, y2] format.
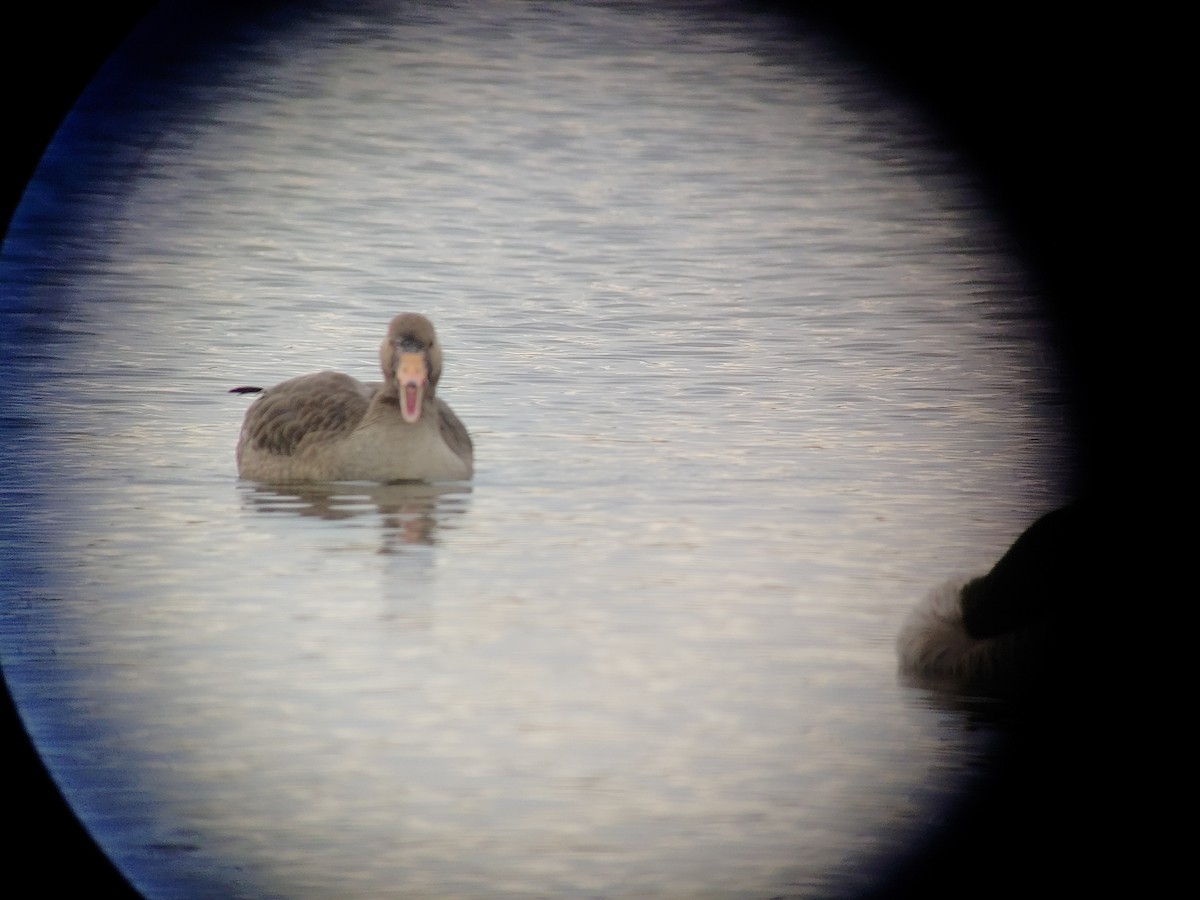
[896, 501, 1091, 695]
[233, 313, 473, 483]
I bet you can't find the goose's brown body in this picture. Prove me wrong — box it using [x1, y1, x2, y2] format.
[896, 502, 1090, 696]
[235, 314, 473, 482]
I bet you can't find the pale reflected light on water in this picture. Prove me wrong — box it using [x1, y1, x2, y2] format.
[1, 2, 1072, 897]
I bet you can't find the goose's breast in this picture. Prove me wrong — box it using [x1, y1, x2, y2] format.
[335, 412, 471, 482]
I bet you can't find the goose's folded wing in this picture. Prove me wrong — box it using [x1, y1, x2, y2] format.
[242, 372, 370, 457]
[436, 399, 474, 465]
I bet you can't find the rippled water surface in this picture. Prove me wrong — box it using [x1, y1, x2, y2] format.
[1, 2, 1072, 897]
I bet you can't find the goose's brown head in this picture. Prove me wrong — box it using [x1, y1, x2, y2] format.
[380, 313, 443, 424]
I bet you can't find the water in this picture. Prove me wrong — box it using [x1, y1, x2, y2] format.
[1, 2, 1073, 897]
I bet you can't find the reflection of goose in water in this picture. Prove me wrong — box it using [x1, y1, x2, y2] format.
[240, 480, 472, 548]
[232, 314, 473, 483]
[897, 501, 1091, 695]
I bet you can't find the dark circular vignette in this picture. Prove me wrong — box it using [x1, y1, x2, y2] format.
[3, 10, 159, 898]
[1, 3, 1146, 898]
